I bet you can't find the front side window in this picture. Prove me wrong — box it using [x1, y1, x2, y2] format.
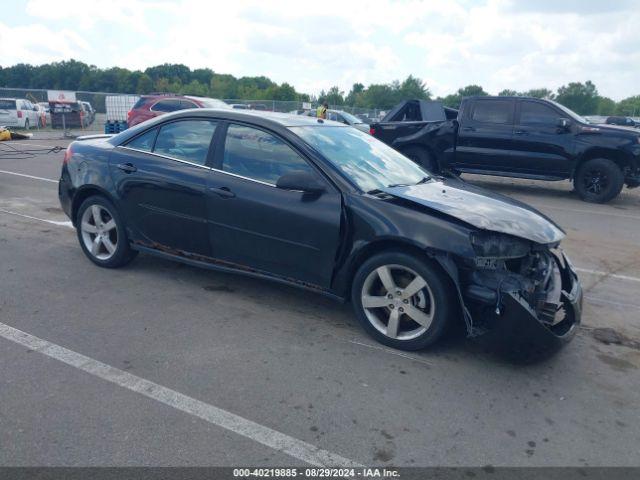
[153, 120, 217, 165]
[126, 128, 158, 152]
[471, 100, 512, 124]
[520, 102, 560, 126]
[222, 124, 313, 185]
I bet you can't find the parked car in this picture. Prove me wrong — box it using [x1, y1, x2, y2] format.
[370, 97, 640, 203]
[303, 109, 369, 133]
[127, 94, 229, 126]
[50, 101, 90, 129]
[229, 104, 250, 110]
[80, 101, 95, 124]
[605, 116, 638, 128]
[58, 109, 582, 354]
[37, 102, 51, 126]
[0, 98, 40, 129]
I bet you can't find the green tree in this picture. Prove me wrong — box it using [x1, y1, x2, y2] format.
[555, 81, 599, 115]
[616, 95, 640, 116]
[345, 82, 365, 105]
[398, 75, 430, 100]
[498, 89, 519, 96]
[596, 97, 617, 116]
[523, 88, 555, 99]
[325, 86, 345, 105]
[442, 85, 488, 109]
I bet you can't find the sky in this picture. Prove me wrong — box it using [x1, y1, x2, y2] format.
[1, 0, 639, 100]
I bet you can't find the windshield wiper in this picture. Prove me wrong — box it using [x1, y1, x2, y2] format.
[387, 176, 431, 188]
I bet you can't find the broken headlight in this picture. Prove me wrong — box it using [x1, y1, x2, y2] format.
[470, 231, 531, 260]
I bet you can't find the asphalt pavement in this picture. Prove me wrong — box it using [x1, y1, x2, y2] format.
[1, 137, 639, 467]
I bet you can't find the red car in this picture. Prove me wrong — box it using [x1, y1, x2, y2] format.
[127, 94, 229, 127]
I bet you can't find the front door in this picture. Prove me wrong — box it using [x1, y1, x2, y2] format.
[510, 100, 575, 176]
[110, 118, 218, 256]
[205, 123, 342, 288]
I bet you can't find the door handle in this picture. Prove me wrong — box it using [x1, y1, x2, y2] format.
[117, 162, 137, 173]
[208, 186, 235, 199]
[514, 130, 528, 135]
[461, 126, 475, 132]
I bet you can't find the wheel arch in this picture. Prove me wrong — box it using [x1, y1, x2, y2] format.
[574, 148, 631, 178]
[338, 238, 453, 300]
[396, 143, 439, 169]
[71, 185, 119, 225]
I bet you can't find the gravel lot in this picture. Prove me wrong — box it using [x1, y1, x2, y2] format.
[1, 136, 639, 467]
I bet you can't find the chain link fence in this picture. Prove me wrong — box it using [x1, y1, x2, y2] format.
[1, 87, 385, 137]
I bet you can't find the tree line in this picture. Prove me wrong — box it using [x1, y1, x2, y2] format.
[1, 60, 639, 116]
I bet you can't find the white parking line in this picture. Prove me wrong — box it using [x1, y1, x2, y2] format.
[0, 322, 361, 467]
[0, 169, 57, 183]
[0, 208, 74, 228]
[575, 267, 640, 284]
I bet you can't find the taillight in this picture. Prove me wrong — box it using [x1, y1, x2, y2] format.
[63, 145, 73, 164]
[17, 111, 23, 118]
[369, 127, 375, 135]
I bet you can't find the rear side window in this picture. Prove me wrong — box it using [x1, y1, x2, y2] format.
[132, 98, 148, 109]
[520, 102, 560, 126]
[153, 120, 217, 165]
[151, 99, 182, 112]
[126, 128, 158, 152]
[470, 100, 512, 124]
[222, 124, 313, 185]
[0, 100, 16, 110]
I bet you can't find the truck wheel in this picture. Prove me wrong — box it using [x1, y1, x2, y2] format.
[400, 146, 437, 172]
[574, 158, 624, 203]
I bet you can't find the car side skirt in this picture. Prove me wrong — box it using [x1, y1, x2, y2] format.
[131, 242, 346, 303]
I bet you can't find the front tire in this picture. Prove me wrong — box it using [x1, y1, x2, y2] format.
[76, 195, 137, 268]
[351, 251, 454, 350]
[574, 158, 624, 203]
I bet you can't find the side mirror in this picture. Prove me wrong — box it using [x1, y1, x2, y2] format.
[276, 171, 325, 194]
[557, 118, 571, 130]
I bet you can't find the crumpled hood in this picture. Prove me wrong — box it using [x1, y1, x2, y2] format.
[380, 178, 565, 245]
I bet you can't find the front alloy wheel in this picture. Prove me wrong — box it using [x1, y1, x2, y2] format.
[361, 265, 435, 341]
[352, 251, 453, 350]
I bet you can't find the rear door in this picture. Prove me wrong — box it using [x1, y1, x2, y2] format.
[510, 99, 574, 176]
[453, 98, 516, 172]
[111, 118, 219, 256]
[205, 123, 343, 288]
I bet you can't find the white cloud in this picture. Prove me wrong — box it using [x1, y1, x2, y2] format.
[3, 0, 640, 100]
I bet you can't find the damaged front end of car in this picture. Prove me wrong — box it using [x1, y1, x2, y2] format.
[436, 231, 583, 356]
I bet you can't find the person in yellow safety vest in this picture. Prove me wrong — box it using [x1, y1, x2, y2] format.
[316, 102, 328, 119]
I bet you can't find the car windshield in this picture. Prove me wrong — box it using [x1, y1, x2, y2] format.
[198, 98, 230, 109]
[548, 100, 589, 124]
[291, 126, 429, 193]
[338, 111, 363, 124]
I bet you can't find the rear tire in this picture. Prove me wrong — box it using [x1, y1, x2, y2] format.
[351, 251, 454, 350]
[24, 119, 30, 130]
[76, 195, 137, 268]
[574, 158, 624, 203]
[400, 146, 437, 172]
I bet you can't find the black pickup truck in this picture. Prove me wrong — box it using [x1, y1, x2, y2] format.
[369, 97, 640, 203]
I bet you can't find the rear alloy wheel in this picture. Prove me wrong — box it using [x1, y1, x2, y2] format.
[77, 196, 137, 268]
[352, 252, 452, 350]
[574, 158, 624, 203]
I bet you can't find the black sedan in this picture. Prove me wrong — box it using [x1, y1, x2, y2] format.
[59, 109, 582, 353]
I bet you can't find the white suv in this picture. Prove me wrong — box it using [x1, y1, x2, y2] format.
[0, 98, 40, 129]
